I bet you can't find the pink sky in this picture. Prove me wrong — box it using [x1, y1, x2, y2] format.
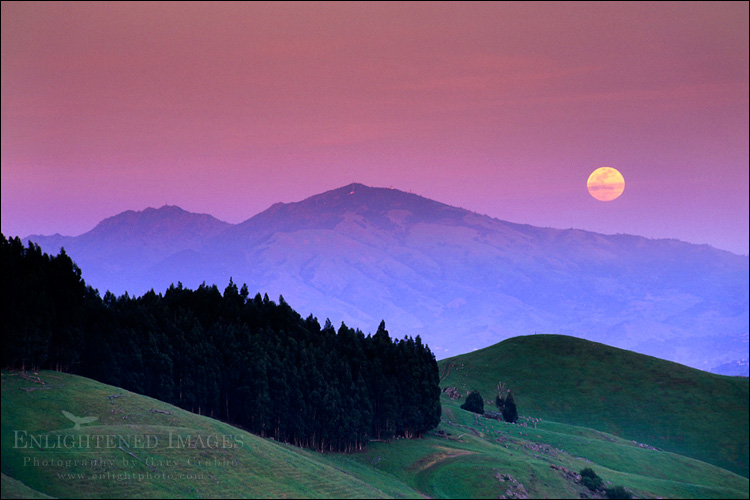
[2, 2, 748, 255]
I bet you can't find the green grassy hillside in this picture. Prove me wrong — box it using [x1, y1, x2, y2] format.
[438, 334, 749, 477]
[0, 371, 419, 499]
[330, 396, 748, 499]
[4, 368, 749, 499]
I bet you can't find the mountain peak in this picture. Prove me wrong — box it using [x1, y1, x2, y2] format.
[233, 183, 467, 235]
[301, 183, 461, 216]
[338, 182, 370, 192]
[84, 205, 230, 241]
[145, 205, 188, 214]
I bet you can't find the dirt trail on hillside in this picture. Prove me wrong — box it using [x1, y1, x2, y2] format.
[410, 447, 474, 472]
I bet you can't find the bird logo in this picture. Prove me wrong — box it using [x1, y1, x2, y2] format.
[61, 410, 98, 430]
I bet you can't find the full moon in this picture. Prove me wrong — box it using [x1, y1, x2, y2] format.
[587, 167, 625, 201]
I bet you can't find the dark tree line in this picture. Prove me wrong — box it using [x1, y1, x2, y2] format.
[1, 234, 441, 452]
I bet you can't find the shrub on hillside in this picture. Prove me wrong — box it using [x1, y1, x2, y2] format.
[460, 390, 484, 414]
[580, 468, 603, 491]
[502, 391, 518, 423]
[605, 485, 632, 499]
[495, 382, 519, 423]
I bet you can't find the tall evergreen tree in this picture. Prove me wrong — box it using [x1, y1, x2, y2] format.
[502, 392, 519, 423]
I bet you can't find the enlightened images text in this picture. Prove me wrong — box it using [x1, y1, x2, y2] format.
[13, 431, 244, 450]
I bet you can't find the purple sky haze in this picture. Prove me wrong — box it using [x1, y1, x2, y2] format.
[2, 2, 748, 255]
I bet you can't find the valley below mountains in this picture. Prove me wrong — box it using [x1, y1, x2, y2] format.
[25, 183, 749, 372]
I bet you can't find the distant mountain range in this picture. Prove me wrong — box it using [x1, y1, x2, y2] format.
[23, 183, 749, 373]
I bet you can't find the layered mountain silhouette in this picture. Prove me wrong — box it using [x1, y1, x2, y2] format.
[24, 183, 749, 372]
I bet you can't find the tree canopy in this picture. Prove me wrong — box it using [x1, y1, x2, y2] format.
[1, 234, 441, 452]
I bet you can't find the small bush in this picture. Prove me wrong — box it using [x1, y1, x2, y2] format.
[460, 390, 484, 414]
[605, 485, 632, 499]
[580, 468, 598, 479]
[582, 476, 602, 491]
[580, 468, 603, 491]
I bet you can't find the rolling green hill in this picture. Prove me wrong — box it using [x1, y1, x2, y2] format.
[331, 396, 748, 499]
[438, 334, 749, 477]
[0, 371, 418, 499]
[3, 335, 749, 499]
